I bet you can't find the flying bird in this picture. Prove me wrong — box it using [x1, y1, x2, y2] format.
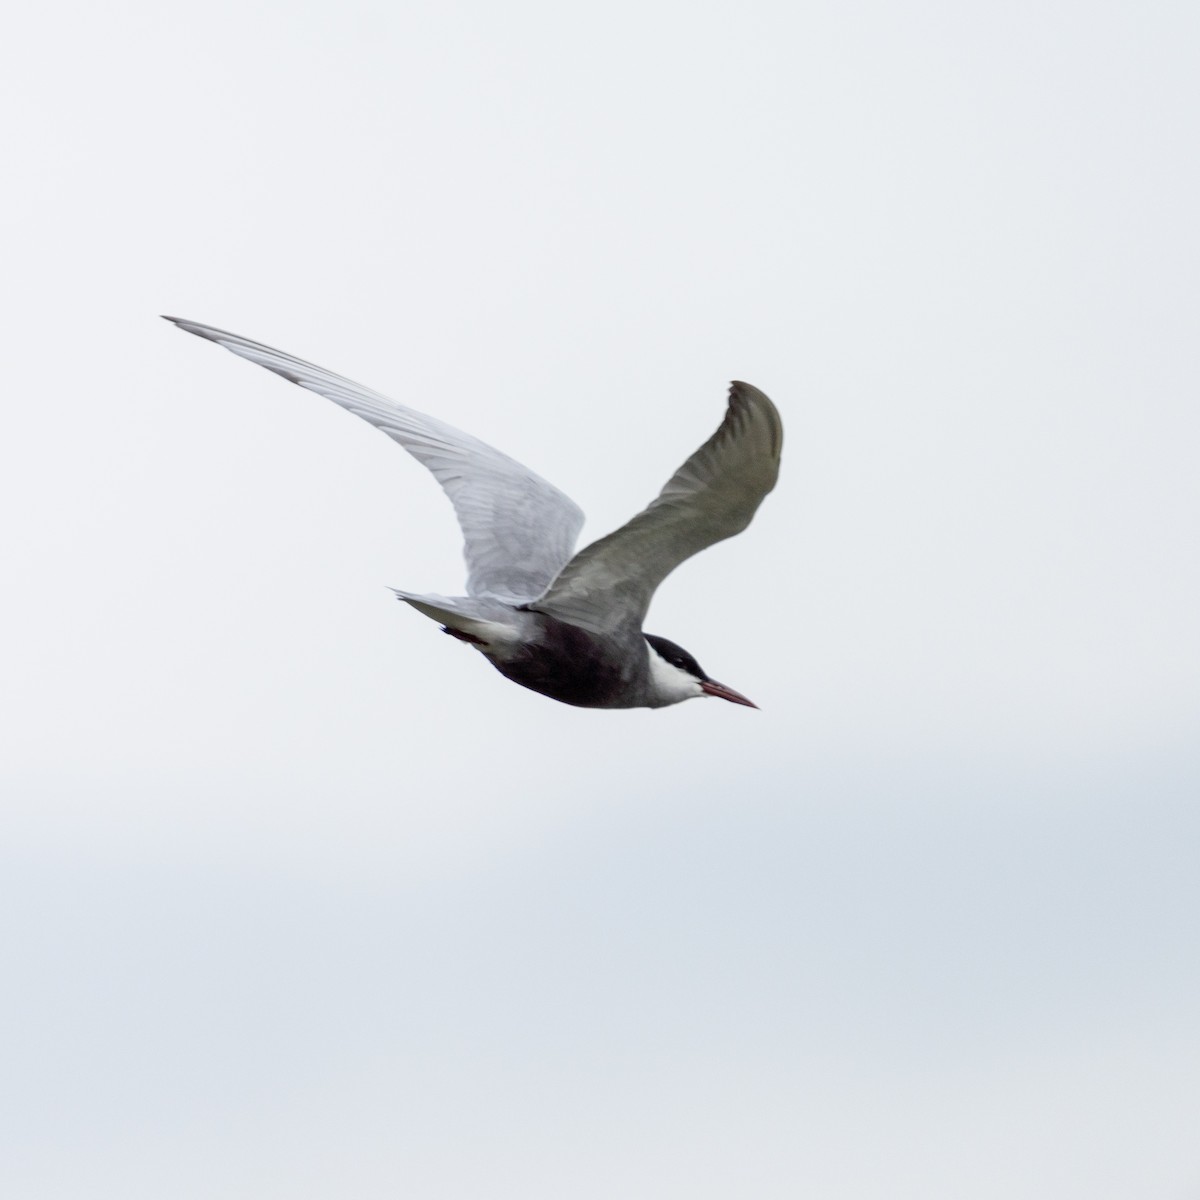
[165, 317, 782, 710]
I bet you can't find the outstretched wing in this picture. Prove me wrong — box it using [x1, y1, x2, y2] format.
[165, 317, 586, 602]
[533, 381, 782, 634]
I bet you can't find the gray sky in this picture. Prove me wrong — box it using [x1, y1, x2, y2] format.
[3, 1, 1199, 1196]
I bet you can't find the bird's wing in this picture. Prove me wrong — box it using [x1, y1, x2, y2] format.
[533, 381, 782, 634]
[165, 317, 586, 602]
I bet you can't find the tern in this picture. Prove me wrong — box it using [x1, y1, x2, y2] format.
[166, 317, 782, 710]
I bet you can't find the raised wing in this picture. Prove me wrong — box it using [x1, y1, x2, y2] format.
[534, 381, 782, 634]
[165, 317, 585, 602]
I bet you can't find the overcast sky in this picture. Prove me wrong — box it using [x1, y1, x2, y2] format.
[3, 1, 1199, 1197]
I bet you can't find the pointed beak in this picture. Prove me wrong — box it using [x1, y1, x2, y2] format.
[700, 679, 759, 709]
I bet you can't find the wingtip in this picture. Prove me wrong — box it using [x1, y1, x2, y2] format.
[726, 380, 783, 457]
[729, 379, 766, 401]
[727, 380, 778, 416]
[163, 316, 227, 346]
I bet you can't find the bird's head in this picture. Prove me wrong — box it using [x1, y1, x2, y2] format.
[643, 634, 757, 710]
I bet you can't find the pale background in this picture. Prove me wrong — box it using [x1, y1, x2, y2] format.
[2, 2, 1198, 1197]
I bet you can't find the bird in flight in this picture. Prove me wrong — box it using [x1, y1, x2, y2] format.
[166, 318, 782, 710]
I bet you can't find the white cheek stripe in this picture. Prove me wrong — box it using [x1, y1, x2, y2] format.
[646, 645, 706, 706]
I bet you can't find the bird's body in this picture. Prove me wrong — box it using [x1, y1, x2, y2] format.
[166, 317, 783, 710]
